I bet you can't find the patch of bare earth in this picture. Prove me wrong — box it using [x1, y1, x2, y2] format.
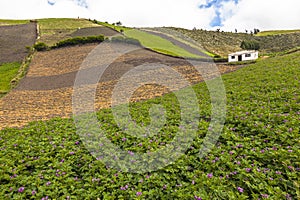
[70, 26, 121, 37]
[0, 22, 37, 64]
[0, 43, 239, 129]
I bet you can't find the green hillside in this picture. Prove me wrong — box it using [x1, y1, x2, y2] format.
[169, 27, 300, 57]
[0, 19, 30, 26]
[256, 29, 300, 36]
[124, 29, 205, 58]
[0, 48, 299, 199]
[97, 21, 206, 59]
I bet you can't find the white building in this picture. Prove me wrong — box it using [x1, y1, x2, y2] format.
[228, 50, 259, 62]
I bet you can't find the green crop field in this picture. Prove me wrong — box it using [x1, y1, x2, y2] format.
[98, 21, 206, 58]
[124, 29, 204, 59]
[37, 18, 100, 45]
[0, 50, 299, 199]
[0, 62, 21, 97]
[0, 19, 30, 26]
[256, 29, 300, 36]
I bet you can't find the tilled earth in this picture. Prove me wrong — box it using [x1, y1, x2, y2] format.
[0, 22, 37, 65]
[0, 43, 239, 129]
[70, 26, 122, 38]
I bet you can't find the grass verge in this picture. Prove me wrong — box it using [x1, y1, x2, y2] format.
[0, 62, 21, 97]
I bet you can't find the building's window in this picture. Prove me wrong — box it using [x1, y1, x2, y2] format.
[231, 56, 235, 59]
[245, 54, 251, 57]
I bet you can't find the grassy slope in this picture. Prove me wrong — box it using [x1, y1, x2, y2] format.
[256, 29, 300, 36]
[124, 29, 204, 58]
[0, 52, 299, 199]
[170, 27, 253, 57]
[96, 21, 131, 32]
[37, 18, 100, 45]
[141, 28, 217, 57]
[0, 62, 21, 96]
[0, 19, 29, 26]
[170, 27, 300, 56]
[97, 21, 204, 58]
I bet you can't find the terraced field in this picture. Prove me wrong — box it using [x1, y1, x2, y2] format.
[140, 28, 210, 58]
[0, 43, 238, 129]
[0, 48, 299, 200]
[37, 18, 115, 45]
[0, 18, 299, 199]
[0, 22, 37, 64]
[70, 26, 121, 38]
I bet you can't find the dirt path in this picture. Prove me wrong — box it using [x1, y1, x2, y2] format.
[0, 43, 238, 129]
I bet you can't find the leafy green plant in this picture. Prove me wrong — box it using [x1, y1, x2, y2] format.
[53, 35, 105, 48]
[0, 51, 299, 199]
[33, 42, 49, 51]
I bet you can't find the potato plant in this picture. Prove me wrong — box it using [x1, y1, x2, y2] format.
[0, 52, 299, 199]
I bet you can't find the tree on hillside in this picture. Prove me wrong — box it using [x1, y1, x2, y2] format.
[254, 28, 260, 34]
[116, 21, 122, 26]
[240, 40, 260, 50]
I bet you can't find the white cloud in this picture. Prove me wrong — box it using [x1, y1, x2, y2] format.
[220, 0, 300, 31]
[0, 0, 90, 19]
[0, 0, 215, 29]
[87, 0, 215, 29]
[0, 0, 299, 31]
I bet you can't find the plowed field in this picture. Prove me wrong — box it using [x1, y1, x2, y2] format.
[0, 22, 37, 64]
[0, 43, 239, 129]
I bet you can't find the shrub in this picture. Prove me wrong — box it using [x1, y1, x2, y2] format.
[33, 42, 49, 51]
[54, 35, 105, 48]
[240, 40, 260, 50]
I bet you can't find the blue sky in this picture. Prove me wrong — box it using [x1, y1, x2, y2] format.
[1, 0, 300, 31]
[199, 0, 239, 27]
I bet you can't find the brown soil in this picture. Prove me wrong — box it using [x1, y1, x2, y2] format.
[26, 44, 97, 77]
[0, 22, 37, 65]
[70, 27, 121, 37]
[0, 43, 239, 129]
